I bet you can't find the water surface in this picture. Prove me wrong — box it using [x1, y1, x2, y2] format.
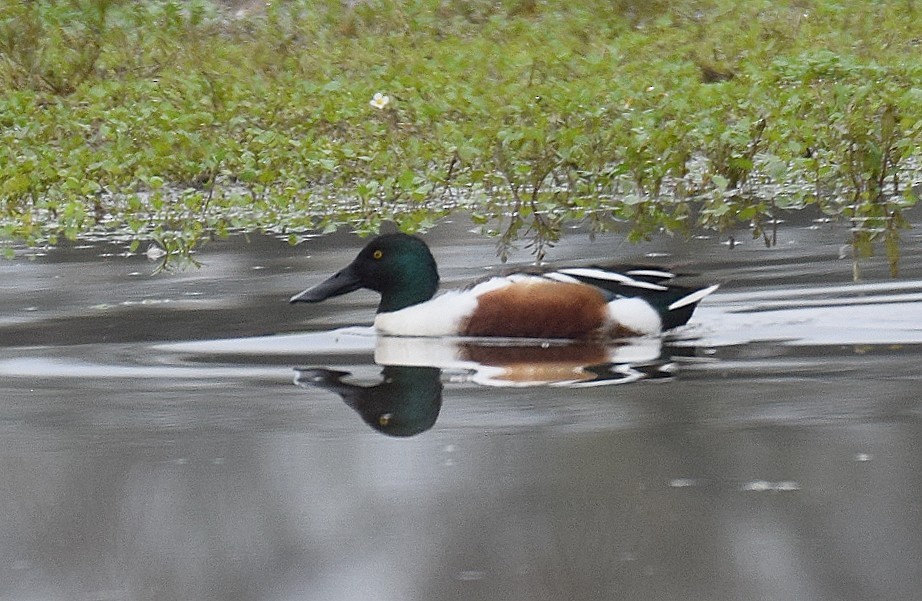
[2, 218, 921, 601]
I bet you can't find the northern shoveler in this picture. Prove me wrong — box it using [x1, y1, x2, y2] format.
[290, 233, 718, 339]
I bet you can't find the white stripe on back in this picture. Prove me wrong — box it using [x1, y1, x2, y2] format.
[557, 268, 669, 291]
[625, 269, 676, 279]
[542, 272, 582, 284]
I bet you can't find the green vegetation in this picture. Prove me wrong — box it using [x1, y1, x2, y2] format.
[1, 0, 920, 273]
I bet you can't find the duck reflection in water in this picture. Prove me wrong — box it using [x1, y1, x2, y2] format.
[296, 337, 678, 437]
[296, 365, 443, 437]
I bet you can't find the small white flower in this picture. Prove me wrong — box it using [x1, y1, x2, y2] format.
[370, 92, 390, 109]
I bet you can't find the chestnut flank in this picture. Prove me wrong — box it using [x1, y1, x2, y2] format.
[461, 281, 608, 339]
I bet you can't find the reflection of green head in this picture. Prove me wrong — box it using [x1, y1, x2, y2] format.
[363, 366, 443, 436]
[297, 365, 443, 437]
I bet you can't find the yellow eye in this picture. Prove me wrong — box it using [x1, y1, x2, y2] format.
[372, 249, 383, 260]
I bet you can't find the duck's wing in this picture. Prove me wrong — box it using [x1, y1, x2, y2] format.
[548, 266, 676, 295]
[544, 266, 719, 330]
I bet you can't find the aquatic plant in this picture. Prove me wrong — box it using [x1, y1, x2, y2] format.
[0, 0, 919, 275]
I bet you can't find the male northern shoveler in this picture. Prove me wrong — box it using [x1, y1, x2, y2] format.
[290, 233, 718, 339]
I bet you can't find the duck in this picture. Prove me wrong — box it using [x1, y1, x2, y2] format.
[290, 233, 718, 339]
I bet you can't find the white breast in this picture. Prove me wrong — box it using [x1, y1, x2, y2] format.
[373, 277, 514, 337]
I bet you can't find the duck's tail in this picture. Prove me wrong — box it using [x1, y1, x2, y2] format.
[658, 283, 720, 329]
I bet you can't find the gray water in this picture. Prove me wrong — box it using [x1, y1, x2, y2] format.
[2, 217, 922, 601]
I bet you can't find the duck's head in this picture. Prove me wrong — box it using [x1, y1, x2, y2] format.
[290, 233, 440, 313]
